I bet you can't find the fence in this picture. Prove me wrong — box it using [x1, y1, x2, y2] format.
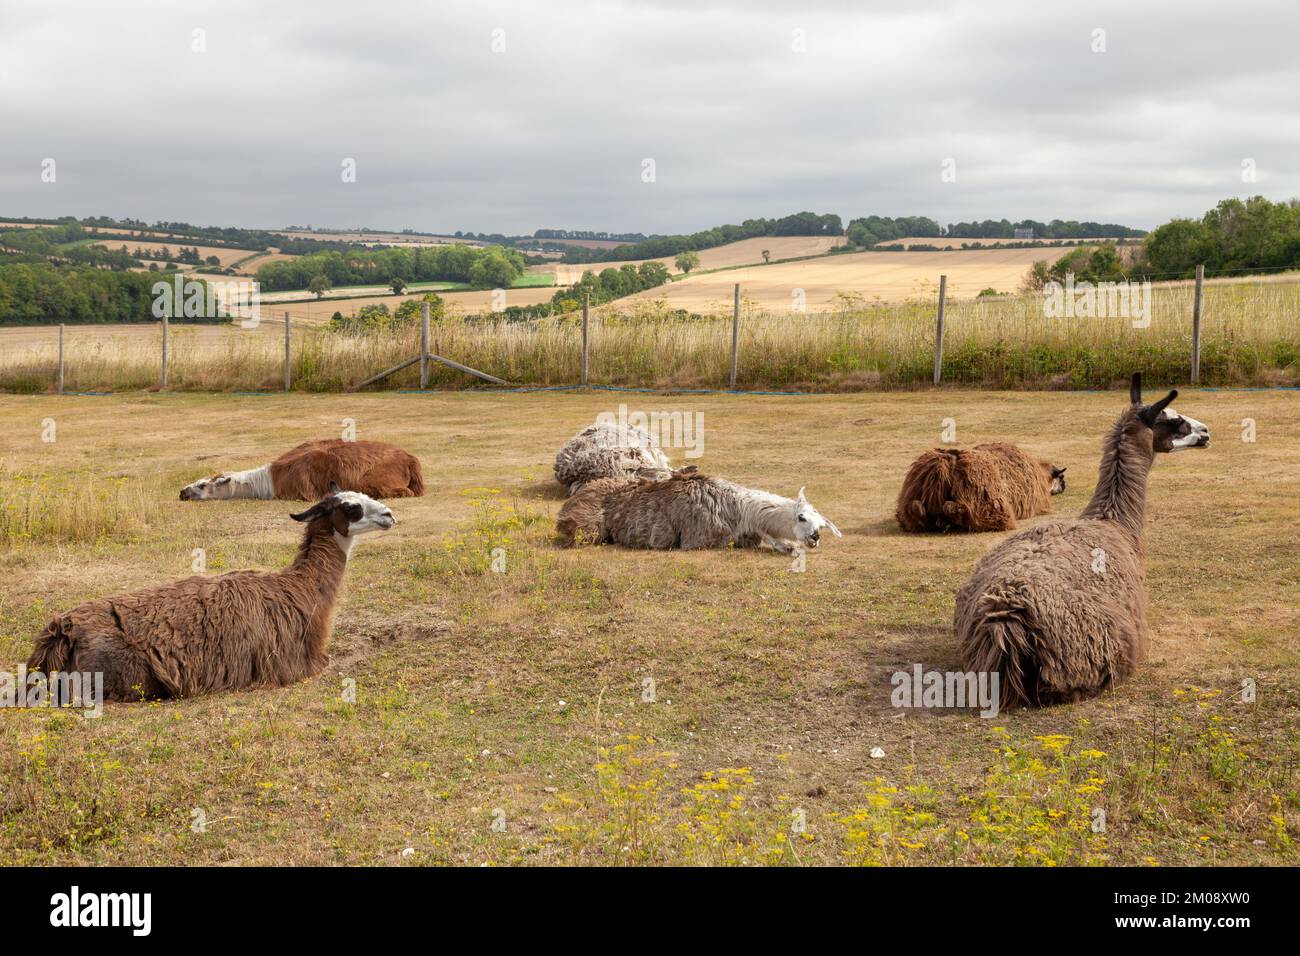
[5, 265, 1299, 394]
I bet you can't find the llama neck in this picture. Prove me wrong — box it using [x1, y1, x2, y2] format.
[1080, 413, 1153, 537]
[286, 520, 350, 601]
[728, 483, 796, 539]
[215, 465, 274, 499]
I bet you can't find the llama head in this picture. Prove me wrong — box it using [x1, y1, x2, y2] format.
[290, 483, 396, 539]
[179, 474, 234, 500]
[1049, 465, 1067, 495]
[792, 486, 842, 549]
[1129, 373, 1211, 453]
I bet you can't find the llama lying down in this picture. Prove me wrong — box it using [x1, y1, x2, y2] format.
[28, 485, 395, 701]
[553, 421, 673, 495]
[955, 374, 1209, 708]
[896, 442, 1066, 533]
[180, 438, 423, 501]
[557, 471, 841, 552]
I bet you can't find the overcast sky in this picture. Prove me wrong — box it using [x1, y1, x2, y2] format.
[1, 0, 1297, 235]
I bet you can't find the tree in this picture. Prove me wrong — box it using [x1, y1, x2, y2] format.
[389, 276, 407, 295]
[675, 251, 700, 274]
[761, 249, 771, 263]
[308, 275, 332, 299]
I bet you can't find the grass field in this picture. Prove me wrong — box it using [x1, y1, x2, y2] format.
[0, 389, 1295, 865]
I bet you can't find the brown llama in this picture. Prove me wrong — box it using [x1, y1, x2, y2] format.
[896, 442, 1066, 533]
[27, 486, 396, 701]
[954, 375, 1209, 708]
[179, 439, 423, 501]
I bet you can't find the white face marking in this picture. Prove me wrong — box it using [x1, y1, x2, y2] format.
[336, 490, 396, 536]
[179, 475, 231, 500]
[1163, 407, 1211, 450]
[792, 489, 842, 548]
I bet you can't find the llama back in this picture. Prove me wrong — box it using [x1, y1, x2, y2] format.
[36, 571, 324, 699]
[554, 423, 672, 492]
[955, 518, 1147, 706]
[271, 439, 421, 499]
[897, 444, 1054, 532]
[963, 443, 1054, 523]
[604, 473, 738, 549]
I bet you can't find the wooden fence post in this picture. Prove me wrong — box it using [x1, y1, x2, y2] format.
[729, 283, 740, 390]
[581, 294, 590, 386]
[420, 302, 430, 389]
[932, 275, 947, 386]
[58, 324, 65, 394]
[161, 314, 170, 388]
[283, 312, 291, 392]
[1191, 263, 1204, 384]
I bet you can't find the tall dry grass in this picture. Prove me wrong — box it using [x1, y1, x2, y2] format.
[1, 280, 1296, 392]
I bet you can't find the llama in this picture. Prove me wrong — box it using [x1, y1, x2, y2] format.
[896, 442, 1067, 533]
[179, 439, 423, 501]
[553, 421, 673, 495]
[954, 375, 1209, 708]
[27, 485, 396, 701]
[556, 470, 841, 553]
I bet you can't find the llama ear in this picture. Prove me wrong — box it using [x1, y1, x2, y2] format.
[329, 481, 342, 495]
[1141, 389, 1178, 424]
[825, 519, 843, 538]
[797, 486, 807, 503]
[290, 501, 329, 522]
[1129, 373, 1142, 405]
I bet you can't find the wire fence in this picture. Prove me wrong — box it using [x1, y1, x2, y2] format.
[2, 267, 1298, 394]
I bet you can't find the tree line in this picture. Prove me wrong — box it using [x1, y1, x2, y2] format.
[845, 215, 1144, 246]
[557, 212, 845, 264]
[0, 262, 220, 325]
[254, 244, 527, 292]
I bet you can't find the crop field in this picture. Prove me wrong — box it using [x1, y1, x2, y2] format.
[0, 388, 1296, 865]
[625, 246, 1062, 310]
[89, 238, 255, 269]
[544, 236, 849, 285]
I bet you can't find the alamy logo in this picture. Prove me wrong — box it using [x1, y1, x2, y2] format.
[49, 886, 151, 936]
[1, 666, 103, 718]
[890, 664, 1000, 717]
[152, 275, 262, 328]
[1043, 274, 1152, 328]
[595, 403, 704, 459]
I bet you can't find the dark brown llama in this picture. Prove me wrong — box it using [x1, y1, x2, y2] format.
[954, 374, 1209, 708]
[27, 486, 395, 701]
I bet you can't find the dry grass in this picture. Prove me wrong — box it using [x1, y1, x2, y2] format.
[0, 389, 1295, 865]
[2, 280, 1297, 393]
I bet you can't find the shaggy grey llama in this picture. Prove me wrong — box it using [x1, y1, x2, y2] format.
[557, 470, 840, 553]
[553, 421, 673, 495]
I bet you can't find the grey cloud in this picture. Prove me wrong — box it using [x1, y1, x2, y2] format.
[0, 0, 1296, 233]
